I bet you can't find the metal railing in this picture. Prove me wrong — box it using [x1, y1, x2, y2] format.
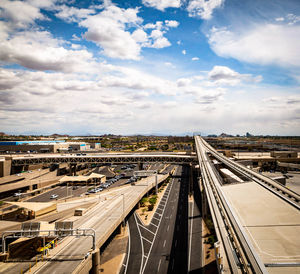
[1, 228, 96, 254]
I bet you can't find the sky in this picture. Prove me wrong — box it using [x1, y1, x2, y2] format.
[0, 0, 300, 136]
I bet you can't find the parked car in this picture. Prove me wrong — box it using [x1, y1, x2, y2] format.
[14, 193, 22, 197]
[50, 194, 58, 199]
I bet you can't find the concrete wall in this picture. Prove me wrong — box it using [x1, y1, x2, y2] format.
[0, 157, 12, 177]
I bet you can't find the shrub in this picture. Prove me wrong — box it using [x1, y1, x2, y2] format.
[147, 204, 154, 211]
[140, 197, 148, 207]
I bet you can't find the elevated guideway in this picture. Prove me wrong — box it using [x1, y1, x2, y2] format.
[10, 153, 196, 166]
[195, 136, 300, 274]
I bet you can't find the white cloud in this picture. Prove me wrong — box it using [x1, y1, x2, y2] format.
[0, 30, 96, 72]
[27, 0, 56, 9]
[79, 5, 174, 59]
[142, 0, 181, 11]
[132, 29, 148, 43]
[55, 5, 95, 23]
[182, 49, 186, 55]
[187, 0, 224, 20]
[192, 57, 199, 61]
[147, 27, 171, 48]
[208, 24, 300, 68]
[164, 62, 175, 68]
[286, 13, 300, 25]
[177, 78, 192, 87]
[208, 66, 262, 86]
[194, 89, 225, 104]
[165, 20, 179, 28]
[80, 5, 143, 60]
[144, 21, 163, 29]
[0, 0, 46, 28]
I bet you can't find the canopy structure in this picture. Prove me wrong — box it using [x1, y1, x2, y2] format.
[6, 201, 56, 217]
[59, 173, 105, 183]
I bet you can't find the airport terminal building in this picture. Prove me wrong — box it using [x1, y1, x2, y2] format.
[0, 140, 101, 153]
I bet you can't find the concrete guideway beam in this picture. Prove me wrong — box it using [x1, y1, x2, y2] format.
[195, 136, 268, 274]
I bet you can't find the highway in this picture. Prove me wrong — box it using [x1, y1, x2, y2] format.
[123, 165, 201, 274]
[20, 174, 169, 274]
[124, 167, 183, 274]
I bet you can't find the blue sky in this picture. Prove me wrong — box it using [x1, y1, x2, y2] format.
[0, 0, 299, 135]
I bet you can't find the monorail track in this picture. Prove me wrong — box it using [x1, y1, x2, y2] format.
[195, 136, 267, 273]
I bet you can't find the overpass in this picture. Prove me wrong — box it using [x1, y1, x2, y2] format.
[10, 153, 196, 166]
[1, 173, 170, 274]
[195, 136, 300, 273]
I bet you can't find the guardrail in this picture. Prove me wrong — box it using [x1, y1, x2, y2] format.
[201, 138, 300, 209]
[195, 136, 267, 274]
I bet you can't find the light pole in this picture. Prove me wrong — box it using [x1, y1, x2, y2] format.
[134, 170, 158, 194]
[121, 194, 125, 227]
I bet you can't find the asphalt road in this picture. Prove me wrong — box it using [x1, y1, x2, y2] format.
[123, 165, 193, 274]
[123, 164, 203, 274]
[188, 173, 202, 273]
[27, 185, 90, 202]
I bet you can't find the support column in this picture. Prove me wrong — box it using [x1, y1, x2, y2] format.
[189, 163, 193, 196]
[91, 248, 100, 274]
[201, 176, 209, 218]
[0, 157, 12, 177]
[69, 164, 77, 176]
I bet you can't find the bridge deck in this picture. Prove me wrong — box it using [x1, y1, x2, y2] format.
[222, 181, 300, 273]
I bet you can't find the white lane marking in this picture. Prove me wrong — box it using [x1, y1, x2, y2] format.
[150, 222, 158, 228]
[188, 200, 194, 272]
[141, 178, 175, 273]
[157, 258, 162, 272]
[138, 224, 155, 235]
[152, 216, 160, 221]
[124, 221, 130, 274]
[134, 213, 145, 274]
[167, 225, 169, 231]
[142, 236, 153, 245]
[163, 240, 166, 248]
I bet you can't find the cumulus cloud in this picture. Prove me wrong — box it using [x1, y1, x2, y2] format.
[55, 5, 95, 23]
[182, 49, 186, 55]
[187, 0, 224, 20]
[194, 89, 225, 104]
[0, 0, 46, 28]
[142, 0, 181, 11]
[80, 5, 143, 60]
[79, 5, 174, 59]
[192, 57, 199, 61]
[208, 24, 300, 68]
[165, 20, 179, 28]
[208, 66, 262, 85]
[0, 30, 96, 72]
[177, 78, 192, 87]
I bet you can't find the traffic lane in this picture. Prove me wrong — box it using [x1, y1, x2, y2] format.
[123, 213, 143, 274]
[188, 173, 202, 272]
[27, 186, 65, 202]
[143, 178, 180, 274]
[167, 166, 189, 274]
[157, 178, 181, 274]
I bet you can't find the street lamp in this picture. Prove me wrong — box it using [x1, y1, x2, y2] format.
[134, 170, 158, 194]
[121, 194, 125, 227]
